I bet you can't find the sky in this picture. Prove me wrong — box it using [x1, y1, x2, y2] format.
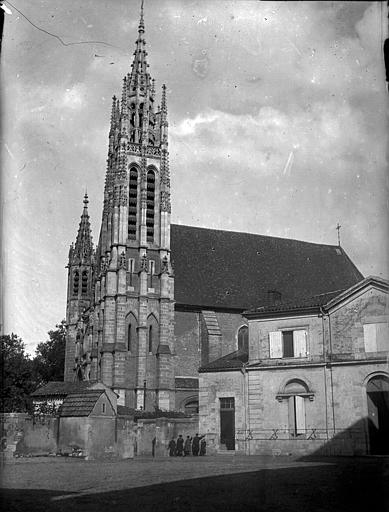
[2, 0, 388, 354]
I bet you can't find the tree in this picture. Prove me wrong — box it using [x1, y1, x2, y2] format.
[33, 320, 66, 384]
[0, 333, 35, 412]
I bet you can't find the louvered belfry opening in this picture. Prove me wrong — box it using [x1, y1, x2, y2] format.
[81, 270, 88, 295]
[146, 170, 155, 242]
[128, 167, 138, 240]
[73, 270, 79, 295]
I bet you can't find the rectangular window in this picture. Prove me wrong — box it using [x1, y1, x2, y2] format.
[363, 323, 389, 352]
[289, 395, 306, 437]
[220, 397, 235, 409]
[282, 331, 294, 357]
[128, 258, 135, 287]
[269, 330, 307, 358]
[148, 260, 155, 291]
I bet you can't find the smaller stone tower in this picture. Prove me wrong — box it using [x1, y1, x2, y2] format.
[64, 193, 94, 381]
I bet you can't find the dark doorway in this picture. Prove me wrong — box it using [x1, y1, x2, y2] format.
[220, 397, 235, 450]
[367, 375, 389, 454]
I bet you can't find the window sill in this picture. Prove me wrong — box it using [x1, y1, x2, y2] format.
[276, 392, 314, 402]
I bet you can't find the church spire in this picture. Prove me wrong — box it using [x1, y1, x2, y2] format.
[129, 0, 151, 92]
[72, 193, 93, 262]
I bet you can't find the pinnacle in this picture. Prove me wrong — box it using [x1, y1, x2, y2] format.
[73, 194, 93, 262]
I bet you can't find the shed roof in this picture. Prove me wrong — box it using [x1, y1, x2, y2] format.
[59, 390, 106, 417]
[31, 381, 96, 397]
[199, 349, 248, 372]
[245, 289, 344, 318]
[170, 224, 362, 310]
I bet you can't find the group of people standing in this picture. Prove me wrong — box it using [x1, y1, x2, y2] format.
[168, 433, 206, 457]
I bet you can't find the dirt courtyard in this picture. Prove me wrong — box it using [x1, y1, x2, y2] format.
[1, 455, 388, 511]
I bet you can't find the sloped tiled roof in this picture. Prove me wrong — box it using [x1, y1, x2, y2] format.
[117, 405, 134, 416]
[170, 224, 362, 310]
[199, 349, 249, 372]
[245, 289, 345, 317]
[31, 381, 96, 397]
[59, 390, 105, 417]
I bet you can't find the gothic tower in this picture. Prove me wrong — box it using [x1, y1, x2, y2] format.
[65, 2, 175, 411]
[64, 193, 95, 382]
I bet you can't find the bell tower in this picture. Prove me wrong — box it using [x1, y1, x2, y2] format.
[91, 1, 175, 410]
[64, 193, 94, 382]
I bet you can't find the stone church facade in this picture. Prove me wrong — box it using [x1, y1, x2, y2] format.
[64, 5, 364, 413]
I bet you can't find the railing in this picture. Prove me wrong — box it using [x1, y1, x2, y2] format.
[234, 428, 365, 442]
[127, 143, 161, 157]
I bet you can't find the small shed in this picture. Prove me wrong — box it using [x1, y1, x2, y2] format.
[58, 389, 118, 459]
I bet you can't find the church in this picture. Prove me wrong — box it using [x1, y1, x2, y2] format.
[64, 4, 363, 414]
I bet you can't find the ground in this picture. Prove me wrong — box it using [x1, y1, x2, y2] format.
[1, 455, 388, 511]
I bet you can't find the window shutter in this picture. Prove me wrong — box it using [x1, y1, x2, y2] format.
[363, 324, 377, 352]
[295, 396, 306, 434]
[376, 323, 389, 352]
[269, 331, 282, 358]
[293, 330, 307, 357]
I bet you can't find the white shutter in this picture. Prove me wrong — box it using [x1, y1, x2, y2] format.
[376, 323, 389, 352]
[363, 324, 377, 352]
[295, 396, 306, 435]
[293, 330, 307, 357]
[269, 331, 282, 358]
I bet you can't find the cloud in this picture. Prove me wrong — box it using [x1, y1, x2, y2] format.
[2, 0, 387, 351]
[61, 83, 87, 109]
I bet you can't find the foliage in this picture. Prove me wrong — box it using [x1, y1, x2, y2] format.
[33, 320, 66, 385]
[1, 321, 67, 413]
[0, 333, 35, 412]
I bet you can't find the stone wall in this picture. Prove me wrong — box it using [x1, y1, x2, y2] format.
[249, 313, 324, 363]
[199, 361, 387, 456]
[215, 312, 246, 356]
[135, 416, 199, 456]
[1, 413, 58, 458]
[329, 288, 388, 356]
[174, 310, 201, 375]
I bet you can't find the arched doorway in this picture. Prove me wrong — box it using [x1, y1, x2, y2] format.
[366, 375, 389, 454]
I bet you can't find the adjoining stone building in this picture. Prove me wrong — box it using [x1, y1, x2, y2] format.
[199, 276, 389, 456]
[64, 3, 363, 413]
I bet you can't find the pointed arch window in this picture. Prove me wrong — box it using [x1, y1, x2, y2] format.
[81, 270, 88, 295]
[146, 170, 155, 242]
[238, 325, 249, 353]
[148, 325, 153, 353]
[128, 167, 138, 240]
[126, 313, 137, 352]
[73, 270, 79, 295]
[147, 315, 158, 354]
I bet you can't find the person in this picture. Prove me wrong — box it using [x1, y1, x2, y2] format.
[152, 437, 156, 457]
[200, 437, 206, 456]
[168, 438, 176, 457]
[192, 433, 201, 456]
[176, 434, 184, 456]
[184, 436, 192, 456]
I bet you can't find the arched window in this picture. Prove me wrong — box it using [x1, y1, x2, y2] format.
[148, 325, 153, 353]
[238, 325, 249, 353]
[73, 270, 79, 295]
[282, 379, 310, 438]
[128, 167, 138, 240]
[81, 270, 88, 295]
[184, 400, 199, 414]
[126, 313, 137, 352]
[366, 375, 389, 454]
[146, 170, 155, 242]
[147, 314, 158, 354]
